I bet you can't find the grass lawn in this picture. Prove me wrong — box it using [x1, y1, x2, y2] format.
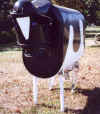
[0, 26, 100, 113]
[0, 43, 100, 114]
[85, 26, 100, 39]
[86, 26, 100, 32]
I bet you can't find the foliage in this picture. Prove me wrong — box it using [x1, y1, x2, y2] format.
[0, 0, 12, 21]
[0, 46, 100, 113]
[0, 0, 16, 44]
[81, 0, 100, 24]
[52, 0, 100, 25]
[0, 0, 100, 45]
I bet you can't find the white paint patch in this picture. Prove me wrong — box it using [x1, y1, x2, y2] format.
[61, 20, 84, 70]
[16, 17, 30, 40]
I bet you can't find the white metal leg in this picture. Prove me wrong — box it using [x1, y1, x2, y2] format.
[71, 66, 79, 93]
[33, 76, 38, 104]
[48, 76, 55, 90]
[59, 76, 64, 112]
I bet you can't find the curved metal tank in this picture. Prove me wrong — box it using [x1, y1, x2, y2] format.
[54, 5, 86, 71]
[10, 0, 85, 78]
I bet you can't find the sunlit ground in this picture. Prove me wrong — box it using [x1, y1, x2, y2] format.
[0, 29, 100, 114]
[0, 42, 100, 114]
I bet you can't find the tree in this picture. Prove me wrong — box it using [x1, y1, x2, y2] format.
[0, 0, 12, 30]
[0, 0, 11, 18]
[52, 0, 100, 25]
[0, 0, 16, 44]
[81, 0, 100, 24]
[52, 0, 85, 12]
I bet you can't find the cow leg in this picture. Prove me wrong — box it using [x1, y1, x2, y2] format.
[71, 62, 79, 93]
[33, 76, 38, 104]
[59, 75, 64, 112]
[48, 76, 55, 90]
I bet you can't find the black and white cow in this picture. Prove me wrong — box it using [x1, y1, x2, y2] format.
[10, 0, 86, 112]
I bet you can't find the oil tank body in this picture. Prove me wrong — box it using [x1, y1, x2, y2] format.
[11, 0, 64, 78]
[53, 5, 86, 71]
[10, 0, 85, 78]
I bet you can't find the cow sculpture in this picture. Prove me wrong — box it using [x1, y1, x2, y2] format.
[10, 0, 86, 112]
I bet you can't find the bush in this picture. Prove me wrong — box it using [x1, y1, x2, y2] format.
[0, 30, 17, 44]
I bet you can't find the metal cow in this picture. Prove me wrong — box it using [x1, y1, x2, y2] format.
[10, 0, 86, 112]
[10, 0, 85, 78]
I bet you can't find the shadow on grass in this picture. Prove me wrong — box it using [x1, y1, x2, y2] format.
[64, 87, 100, 114]
[47, 87, 100, 114]
[0, 43, 22, 52]
[26, 103, 58, 114]
[90, 45, 100, 48]
[25, 87, 100, 114]
[35, 103, 57, 109]
[78, 87, 100, 114]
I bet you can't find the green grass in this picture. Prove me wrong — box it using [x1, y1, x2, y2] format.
[0, 47, 100, 114]
[0, 28, 100, 113]
[86, 26, 100, 32]
[85, 26, 100, 38]
[0, 43, 22, 52]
